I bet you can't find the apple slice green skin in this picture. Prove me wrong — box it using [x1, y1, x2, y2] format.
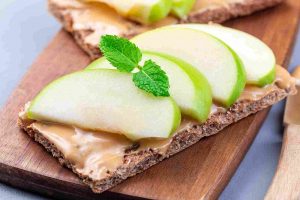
[152, 52, 212, 121]
[131, 27, 246, 107]
[176, 24, 276, 86]
[171, 0, 196, 18]
[27, 70, 181, 140]
[127, 0, 172, 24]
[147, 0, 173, 23]
[256, 67, 275, 86]
[86, 52, 212, 122]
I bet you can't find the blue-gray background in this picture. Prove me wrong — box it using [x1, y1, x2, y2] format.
[0, 1, 299, 199]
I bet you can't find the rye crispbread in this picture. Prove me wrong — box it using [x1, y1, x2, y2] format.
[48, 0, 284, 59]
[18, 83, 293, 193]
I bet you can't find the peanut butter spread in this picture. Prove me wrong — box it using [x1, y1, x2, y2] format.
[211, 66, 296, 108]
[239, 66, 296, 101]
[31, 122, 173, 180]
[54, 0, 136, 46]
[26, 65, 295, 181]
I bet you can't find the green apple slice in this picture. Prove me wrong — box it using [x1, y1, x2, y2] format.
[177, 24, 276, 86]
[86, 51, 212, 122]
[80, 0, 172, 24]
[132, 27, 246, 107]
[27, 70, 181, 140]
[171, 0, 196, 18]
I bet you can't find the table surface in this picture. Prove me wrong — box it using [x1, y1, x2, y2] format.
[0, 1, 299, 200]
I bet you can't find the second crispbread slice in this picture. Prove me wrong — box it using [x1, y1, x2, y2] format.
[48, 0, 284, 59]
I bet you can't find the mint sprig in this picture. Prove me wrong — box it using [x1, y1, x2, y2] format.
[133, 60, 170, 96]
[99, 35, 170, 97]
[100, 35, 142, 72]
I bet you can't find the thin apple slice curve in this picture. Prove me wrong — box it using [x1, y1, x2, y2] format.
[176, 24, 276, 86]
[132, 27, 246, 107]
[171, 0, 196, 18]
[27, 70, 181, 140]
[80, 0, 172, 24]
[86, 51, 212, 122]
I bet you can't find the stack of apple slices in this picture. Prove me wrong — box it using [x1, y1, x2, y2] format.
[27, 24, 276, 140]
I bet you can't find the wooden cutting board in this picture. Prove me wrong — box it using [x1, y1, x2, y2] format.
[0, 1, 299, 199]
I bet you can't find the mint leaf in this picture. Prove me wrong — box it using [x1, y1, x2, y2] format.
[133, 60, 170, 97]
[98, 35, 170, 97]
[99, 35, 142, 72]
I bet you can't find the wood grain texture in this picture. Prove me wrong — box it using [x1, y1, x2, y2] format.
[0, 0, 299, 199]
[265, 124, 300, 200]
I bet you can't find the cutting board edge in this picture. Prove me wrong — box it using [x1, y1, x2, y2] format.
[0, 161, 146, 200]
